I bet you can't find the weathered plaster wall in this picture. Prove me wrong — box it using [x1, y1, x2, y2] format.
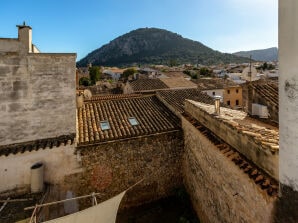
[279, 0, 298, 191]
[0, 53, 76, 145]
[182, 117, 275, 223]
[0, 144, 81, 193]
[275, 1, 298, 222]
[0, 38, 24, 53]
[65, 131, 184, 209]
[223, 86, 242, 108]
[202, 89, 223, 101]
[184, 100, 279, 180]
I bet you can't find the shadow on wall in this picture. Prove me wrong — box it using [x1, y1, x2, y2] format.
[274, 184, 298, 223]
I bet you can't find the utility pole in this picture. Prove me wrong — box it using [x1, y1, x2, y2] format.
[248, 55, 252, 82]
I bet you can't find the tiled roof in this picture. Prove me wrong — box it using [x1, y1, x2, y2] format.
[160, 77, 197, 89]
[250, 80, 278, 109]
[162, 71, 189, 78]
[77, 95, 180, 145]
[0, 134, 76, 157]
[128, 79, 169, 92]
[86, 94, 142, 102]
[183, 113, 278, 197]
[157, 88, 216, 114]
[192, 78, 238, 90]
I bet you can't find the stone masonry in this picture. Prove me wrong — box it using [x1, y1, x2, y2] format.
[182, 116, 276, 223]
[65, 131, 184, 209]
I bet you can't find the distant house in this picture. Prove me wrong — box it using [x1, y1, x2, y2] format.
[192, 78, 241, 108]
[242, 80, 278, 123]
[223, 85, 243, 109]
[159, 77, 197, 90]
[156, 88, 216, 116]
[102, 68, 124, 80]
[123, 78, 169, 94]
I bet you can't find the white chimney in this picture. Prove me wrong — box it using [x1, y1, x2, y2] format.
[214, 96, 221, 115]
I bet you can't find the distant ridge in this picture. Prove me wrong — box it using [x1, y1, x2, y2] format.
[77, 28, 250, 67]
[233, 47, 278, 62]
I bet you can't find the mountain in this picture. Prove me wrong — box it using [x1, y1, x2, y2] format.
[77, 28, 250, 67]
[233, 47, 278, 62]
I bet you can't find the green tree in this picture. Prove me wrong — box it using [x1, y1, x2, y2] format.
[122, 68, 136, 78]
[183, 70, 191, 76]
[89, 66, 101, 84]
[79, 77, 91, 86]
[169, 59, 178, 67]
[199, 67, 212, 76]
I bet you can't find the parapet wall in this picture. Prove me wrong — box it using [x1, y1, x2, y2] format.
[182, 115, 276, 223]
[184, 100, 279, 180]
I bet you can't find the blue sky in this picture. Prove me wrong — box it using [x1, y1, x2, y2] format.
[0, 0, 277, 61]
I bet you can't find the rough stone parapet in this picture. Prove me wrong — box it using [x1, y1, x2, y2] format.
[185, 100, 279, 180]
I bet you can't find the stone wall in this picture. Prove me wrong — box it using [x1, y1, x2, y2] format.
[65, 131, 184, 209]
[182, 116, 275, 223]
[184, 100, 279, 180]
[0, 143, 81, 193]
[0, 52, 76, 145]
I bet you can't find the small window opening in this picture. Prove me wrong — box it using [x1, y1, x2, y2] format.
[212, 91, 215, 96]
[236, 89, 239, 93]
[227, 100, 230, 106]
[128, 117, 139, 126]
[236, 100, 239, 106]
[227, 89, 230, 94]
[100, 120, 110, 130]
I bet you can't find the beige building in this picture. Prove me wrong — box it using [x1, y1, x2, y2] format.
[223, 85, 242, 109]
[0, 24, 77, 193]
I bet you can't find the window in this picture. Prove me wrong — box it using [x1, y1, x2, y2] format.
[128, 117, 139, 126]
[227, 90, 230, 94]
[227, 100, 230, 106]
[212, 91, 215, 96]
[236, 89, 239, 93]
[100, 120, 110, 130]
[236, 100, 239, 106]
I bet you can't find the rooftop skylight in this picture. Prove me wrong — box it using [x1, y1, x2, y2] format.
[100, 120, 110, 130]
[128, 117, 139, 126]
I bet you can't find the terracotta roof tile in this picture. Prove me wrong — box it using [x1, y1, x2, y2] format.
[249, 80, 278, 109]
[192, 78, 238, 90]
[86, 94, 142, 102]
[0, 134, 76, 157]
[157, 88, 216, 114]
[77, 95, 180, 145]
[159, 77, 197, 89]
[129, 79, 169, 92]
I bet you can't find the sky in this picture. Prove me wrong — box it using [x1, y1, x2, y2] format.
[0, 0, 277, 61]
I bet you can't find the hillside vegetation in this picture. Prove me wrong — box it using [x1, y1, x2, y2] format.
[77, 28, 250, 67]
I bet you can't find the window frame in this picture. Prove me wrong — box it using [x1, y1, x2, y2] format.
[100, 120, 111, 130]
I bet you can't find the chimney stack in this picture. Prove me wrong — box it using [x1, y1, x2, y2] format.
[214, 96, 221, 115]
[17, 21, 32, 53]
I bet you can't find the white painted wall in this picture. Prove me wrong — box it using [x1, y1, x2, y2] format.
[202, 89, 224, 102]
[0, 144, 81, 192]
[279, 0, 298, 191]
